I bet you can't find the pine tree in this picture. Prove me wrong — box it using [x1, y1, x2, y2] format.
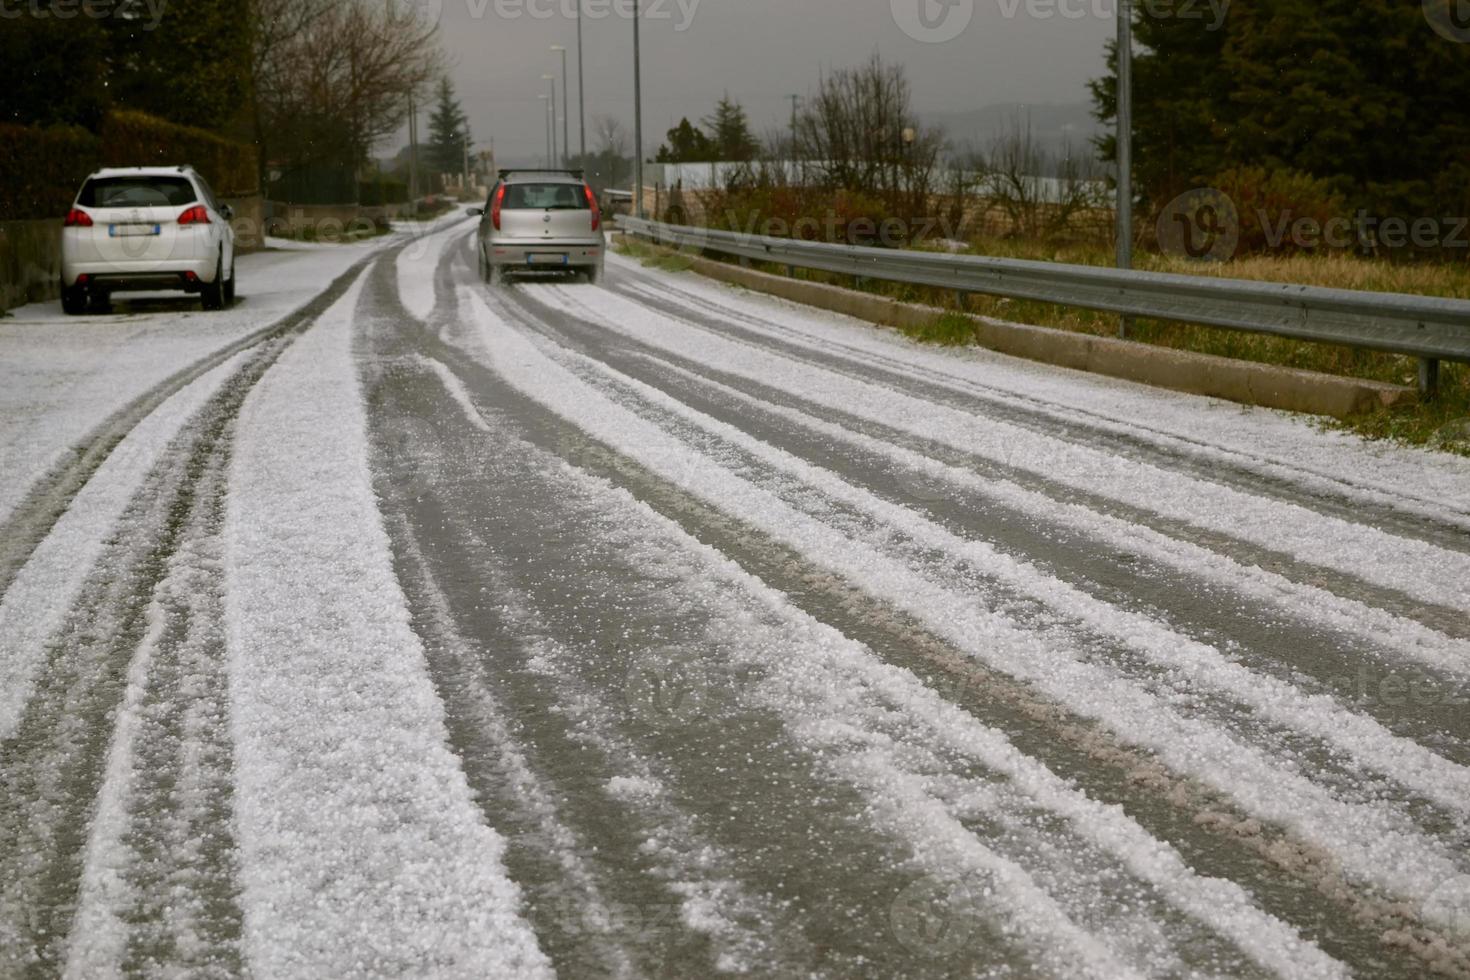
[656, 118, 714, 163]
[427, 78, 471, 182]
[703, 94, 758, 162]
[1090, 0, 1470, 221]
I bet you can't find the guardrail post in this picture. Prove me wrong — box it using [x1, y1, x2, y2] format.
[1419, 358, 1441, 400]
[956, 290, 967, 311]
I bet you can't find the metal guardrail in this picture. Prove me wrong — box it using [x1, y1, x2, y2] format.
[619, 216, 1470, 395]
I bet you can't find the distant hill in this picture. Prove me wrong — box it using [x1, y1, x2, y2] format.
[926, 102, 1105, 162]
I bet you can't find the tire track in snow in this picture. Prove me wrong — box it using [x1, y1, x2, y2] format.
[611, 260, 1470, 549]
[452, 279, 1464, 975]
[223, 266, 549, 978]
[0, 252, 382, 604]
[432, 284, 1358, 979]
[0, 341, 282, 975]
[359, 252, 862, 976]
[505, 287, 1470, 829]
[63, 439, 245, 979]
[509, 283, 1470, 758]
[590, 277, 1470, 636]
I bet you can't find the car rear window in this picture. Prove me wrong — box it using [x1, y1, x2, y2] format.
[77, 176, 198, 208]
[502, 183, 588, 210]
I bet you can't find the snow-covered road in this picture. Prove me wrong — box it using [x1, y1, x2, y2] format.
[2, 218, 1469, 978]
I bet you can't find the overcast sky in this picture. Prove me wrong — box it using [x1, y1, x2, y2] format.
[419, 0, 1115, 165]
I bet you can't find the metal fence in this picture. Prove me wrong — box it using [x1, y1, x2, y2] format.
[619, 216, 1470, 396]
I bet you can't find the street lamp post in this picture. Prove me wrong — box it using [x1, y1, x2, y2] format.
[633, 0, 644, 217]
[552, 45, 569, 168]
[539, 94, 552, 168]
[542, 74, 558, 170]
[1116, 0, 1134, 338]
[575, 1, 587, 164]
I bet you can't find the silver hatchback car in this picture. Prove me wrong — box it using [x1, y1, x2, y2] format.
[474, 170, 605, 285]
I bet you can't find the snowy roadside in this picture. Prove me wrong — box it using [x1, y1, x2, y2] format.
[222, 265, 549, 977]
[0, 214, 472, 527]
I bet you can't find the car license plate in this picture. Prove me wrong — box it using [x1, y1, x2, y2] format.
[110, 224, 161, 237]
[528, 253, 568, 266]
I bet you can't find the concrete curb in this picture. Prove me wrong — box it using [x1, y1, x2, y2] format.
[615, 235, 1415, 419]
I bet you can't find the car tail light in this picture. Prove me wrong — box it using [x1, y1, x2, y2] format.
[65, 208, 93, 227]
[585, 185, 601, 232]
[178, 205, 210, 225]
[491, 184, 506, 231]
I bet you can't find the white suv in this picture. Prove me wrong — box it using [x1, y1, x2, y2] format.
[60, 166, 237, 314]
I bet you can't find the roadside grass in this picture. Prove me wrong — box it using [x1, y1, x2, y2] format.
[614, 236, 1470, 452]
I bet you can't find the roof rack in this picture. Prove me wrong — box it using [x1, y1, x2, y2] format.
[498, 168, 585, 180]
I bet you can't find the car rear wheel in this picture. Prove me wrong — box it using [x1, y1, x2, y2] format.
[586, 264, 604, 286]
[223, 258, 236, 306]
[61, 282, 88, 316]
[201, 255, 225, 311]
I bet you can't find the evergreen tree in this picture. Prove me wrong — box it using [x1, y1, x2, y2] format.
[427, 78, 471, 181]
[107, 0, 253, 131]
[656, 118, 714, 163]
[1091, 0, 1470, 221]
[703, 94, 758, 162]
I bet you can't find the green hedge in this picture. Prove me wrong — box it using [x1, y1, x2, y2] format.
[0, 123, 100, 220]
[101, 111, 258, 198]
[0, 111, 258, 220]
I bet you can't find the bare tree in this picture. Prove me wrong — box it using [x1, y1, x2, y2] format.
[979, 113, 1106, 240]
[793, 54, 944, 216]
[586, 116, 631, 193]
[253, 0, 442, 199]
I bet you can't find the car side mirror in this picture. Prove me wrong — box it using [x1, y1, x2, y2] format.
[467, 207, 485, 217]
[220, 204, 235, 221]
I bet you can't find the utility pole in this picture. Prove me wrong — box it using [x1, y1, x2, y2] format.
[633, 0, 644, 218]
[462, 132, 470, 191]
[540, 95, 552, 168]
[576, 0, 587, 164]
[552, 45, 569, 168]
[1116, 0, 1134, 338]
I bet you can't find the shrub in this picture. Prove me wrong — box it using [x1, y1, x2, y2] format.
[1208, 167, 1346, 256]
